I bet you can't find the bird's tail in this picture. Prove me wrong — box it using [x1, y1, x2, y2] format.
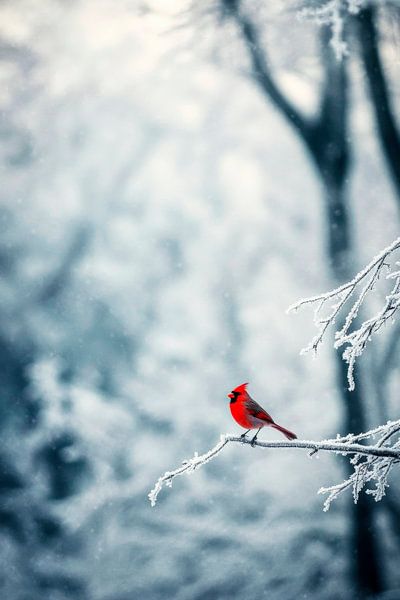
[272, 423, 297, 440]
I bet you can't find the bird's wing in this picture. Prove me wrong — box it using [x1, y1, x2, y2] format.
[245, 397, 274, 424]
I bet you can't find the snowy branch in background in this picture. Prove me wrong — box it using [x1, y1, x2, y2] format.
[149, 421, 400, 508]
[288, 237, 400, 390]
[298, 0, 366, 59]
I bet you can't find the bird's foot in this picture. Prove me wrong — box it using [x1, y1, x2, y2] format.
[240, 433, 247, 440]
[250, 438, 257, 447]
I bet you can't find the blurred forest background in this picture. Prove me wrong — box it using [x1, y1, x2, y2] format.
[0, 1, 400, 599]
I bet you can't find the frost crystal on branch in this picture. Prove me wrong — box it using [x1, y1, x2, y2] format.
[288, 237, 400, 390]
[149, 424, 400, 508]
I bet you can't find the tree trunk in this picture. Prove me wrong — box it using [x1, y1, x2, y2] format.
[338, 356, 383, 596]
[322, 178, 352, 283]
[323, 178, 384, 595]
[356, 6, 400, 203]
[226, 3, 385, 593]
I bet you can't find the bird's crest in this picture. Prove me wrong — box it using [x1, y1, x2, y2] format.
[232, 382, 249, 394]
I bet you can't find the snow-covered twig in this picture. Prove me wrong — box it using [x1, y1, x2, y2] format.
[149, 421, 400, 507]
[148, 435, 230, 507]
[288, 237, 400, 389]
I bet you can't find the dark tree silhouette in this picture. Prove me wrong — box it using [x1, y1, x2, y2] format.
[356, 5, 400, 203]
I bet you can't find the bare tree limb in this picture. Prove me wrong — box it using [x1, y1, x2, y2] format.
[231, 8, 313, 142]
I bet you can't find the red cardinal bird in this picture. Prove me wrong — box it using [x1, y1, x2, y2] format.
[228, 383, 297, 446]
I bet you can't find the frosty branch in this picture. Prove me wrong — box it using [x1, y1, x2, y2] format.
[299, 0, 367, 60]
[288, 237, 400, 390]
[149, 421, 400, 508]
[150, 240, 400, 510]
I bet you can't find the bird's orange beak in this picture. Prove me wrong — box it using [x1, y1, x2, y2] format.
[228, 392, 234, 399]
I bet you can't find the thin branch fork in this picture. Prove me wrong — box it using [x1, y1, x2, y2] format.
[287, 237, 400, 389]
[148, 430, 400, 507]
